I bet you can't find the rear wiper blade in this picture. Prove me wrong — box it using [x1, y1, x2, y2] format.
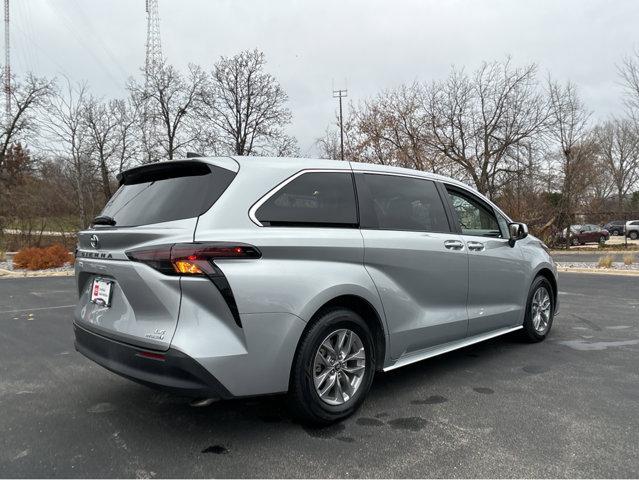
[92, 215, 117, 226]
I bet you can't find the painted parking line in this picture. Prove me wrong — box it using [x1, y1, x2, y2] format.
[0, 304, 75, 315]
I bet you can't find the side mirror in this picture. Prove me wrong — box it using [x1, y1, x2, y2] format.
[508, 222, 528, 246]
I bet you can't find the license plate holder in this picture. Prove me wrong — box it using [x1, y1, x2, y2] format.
[91, 278, 113, 307]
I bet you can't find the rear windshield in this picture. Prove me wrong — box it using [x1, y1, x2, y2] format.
[99, 162, 235, 227]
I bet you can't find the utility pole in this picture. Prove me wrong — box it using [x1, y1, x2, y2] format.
[333, 88, 347, 161]
[4, 0, 9, 122]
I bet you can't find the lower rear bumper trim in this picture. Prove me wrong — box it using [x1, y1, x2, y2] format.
[74, 323, 233, 399]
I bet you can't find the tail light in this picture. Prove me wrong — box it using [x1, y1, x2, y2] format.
[125, 243, 260, 329]
[125, 243, 261, 276]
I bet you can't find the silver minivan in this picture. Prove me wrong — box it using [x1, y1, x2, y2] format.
[74, 156, 558, 423]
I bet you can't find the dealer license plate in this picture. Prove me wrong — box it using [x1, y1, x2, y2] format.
[90, 278, 113, 307]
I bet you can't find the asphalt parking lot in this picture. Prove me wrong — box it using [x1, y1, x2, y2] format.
[1, 274, 638, 478]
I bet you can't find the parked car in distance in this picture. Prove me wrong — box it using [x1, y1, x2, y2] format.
[560, 224, 609, 246]
[73, 156, 558, 424]
[603, 220, 626, 236]
[626, 220, 639, 240]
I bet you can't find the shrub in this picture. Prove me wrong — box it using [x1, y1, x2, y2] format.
[623, 254, 635, 266]
[0, 250, 6, 262]
[597, 255, 614, 268]
[13, 243, 74, 270]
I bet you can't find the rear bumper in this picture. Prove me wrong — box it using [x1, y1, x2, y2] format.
[73, 323, 233, 399]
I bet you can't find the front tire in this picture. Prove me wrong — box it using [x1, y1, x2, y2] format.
[522, 276, 555, 342]
[630, 231, 638, 240]
[289, 308, 376, 425]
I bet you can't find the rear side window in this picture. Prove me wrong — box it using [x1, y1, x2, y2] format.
[255, 172, 357, 227]
[100, 162, 235, 227]
[356, 173, 450, 232]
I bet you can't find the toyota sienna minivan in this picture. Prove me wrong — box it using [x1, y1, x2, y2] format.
[74, 156, 558, 423]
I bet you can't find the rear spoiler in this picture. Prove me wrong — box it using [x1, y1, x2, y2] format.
[116, 160, 211, 185]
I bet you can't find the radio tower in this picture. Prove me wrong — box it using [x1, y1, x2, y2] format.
[143, 0, 162, 162]
[145, 0, 162, 83]
[4, 0, 10, 122]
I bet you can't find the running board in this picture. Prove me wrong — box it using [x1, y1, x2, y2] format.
[383, 325, 523, 372]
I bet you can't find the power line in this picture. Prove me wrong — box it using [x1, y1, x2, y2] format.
[48, 0, 123, 90]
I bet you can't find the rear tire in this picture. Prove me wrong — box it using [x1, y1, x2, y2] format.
[521, 276, 555, 342]
[289, 308, 375, 425]
[630, 231, 638, 240]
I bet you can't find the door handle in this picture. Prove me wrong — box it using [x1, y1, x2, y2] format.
[444, 240, 465, 251]
[467, 241, 485, 251]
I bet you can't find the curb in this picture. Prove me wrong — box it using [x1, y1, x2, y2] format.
[0, 269, 74, 279]
[557, 267, 639, 276]
[550, 250, 638, 255]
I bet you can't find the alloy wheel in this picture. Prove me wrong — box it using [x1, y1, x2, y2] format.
[313, 329, 366, 406]
[531, 286, 552, 334]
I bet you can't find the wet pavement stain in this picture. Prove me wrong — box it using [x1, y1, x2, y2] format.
[303, 422, 346, 439]
[201, 445, 229, 454]
[523, 365, 549, 374]
[356, 417, 385, 426]
[558, 339, 639, 351]
[374, 412, 389, 418]
[87, 402, 116, 413]
[388, 417, 429, 431]
[473, 387, 494, 395]
[336, 436, 356, 443]
[411, 395, 448, 405]
[571, 314, 602, 331]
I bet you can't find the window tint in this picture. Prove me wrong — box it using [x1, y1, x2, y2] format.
[255, 172, 357, 227]
[357, 174, 450, 232]
[447, 188, 502, 237]
[100, 162, 235, 227]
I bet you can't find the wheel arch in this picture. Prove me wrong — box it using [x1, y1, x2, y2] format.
[534, 267, 558, 312]
[297, 294, 387, 372]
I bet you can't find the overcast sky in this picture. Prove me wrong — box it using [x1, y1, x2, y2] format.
[9, 0, 639, 155]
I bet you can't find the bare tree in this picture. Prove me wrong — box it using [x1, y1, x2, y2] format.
[594, 118, 639, 211]
[84, 97, 139, 200]
[547, 79, 594, 234]
[618, 48, 639, 116]
[354, 84, 434, 170]
[0, 73, 54, 178]
[316, 109, 360, 161]
[40, 78, 94, 226]
[128, 62, 206, 161]
[423, 59, 549, 197]
[111, 98, 140, 174]
[201, 49, 293, 156]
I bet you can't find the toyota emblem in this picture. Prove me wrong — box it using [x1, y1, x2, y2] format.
[90, 234, 100, 249]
